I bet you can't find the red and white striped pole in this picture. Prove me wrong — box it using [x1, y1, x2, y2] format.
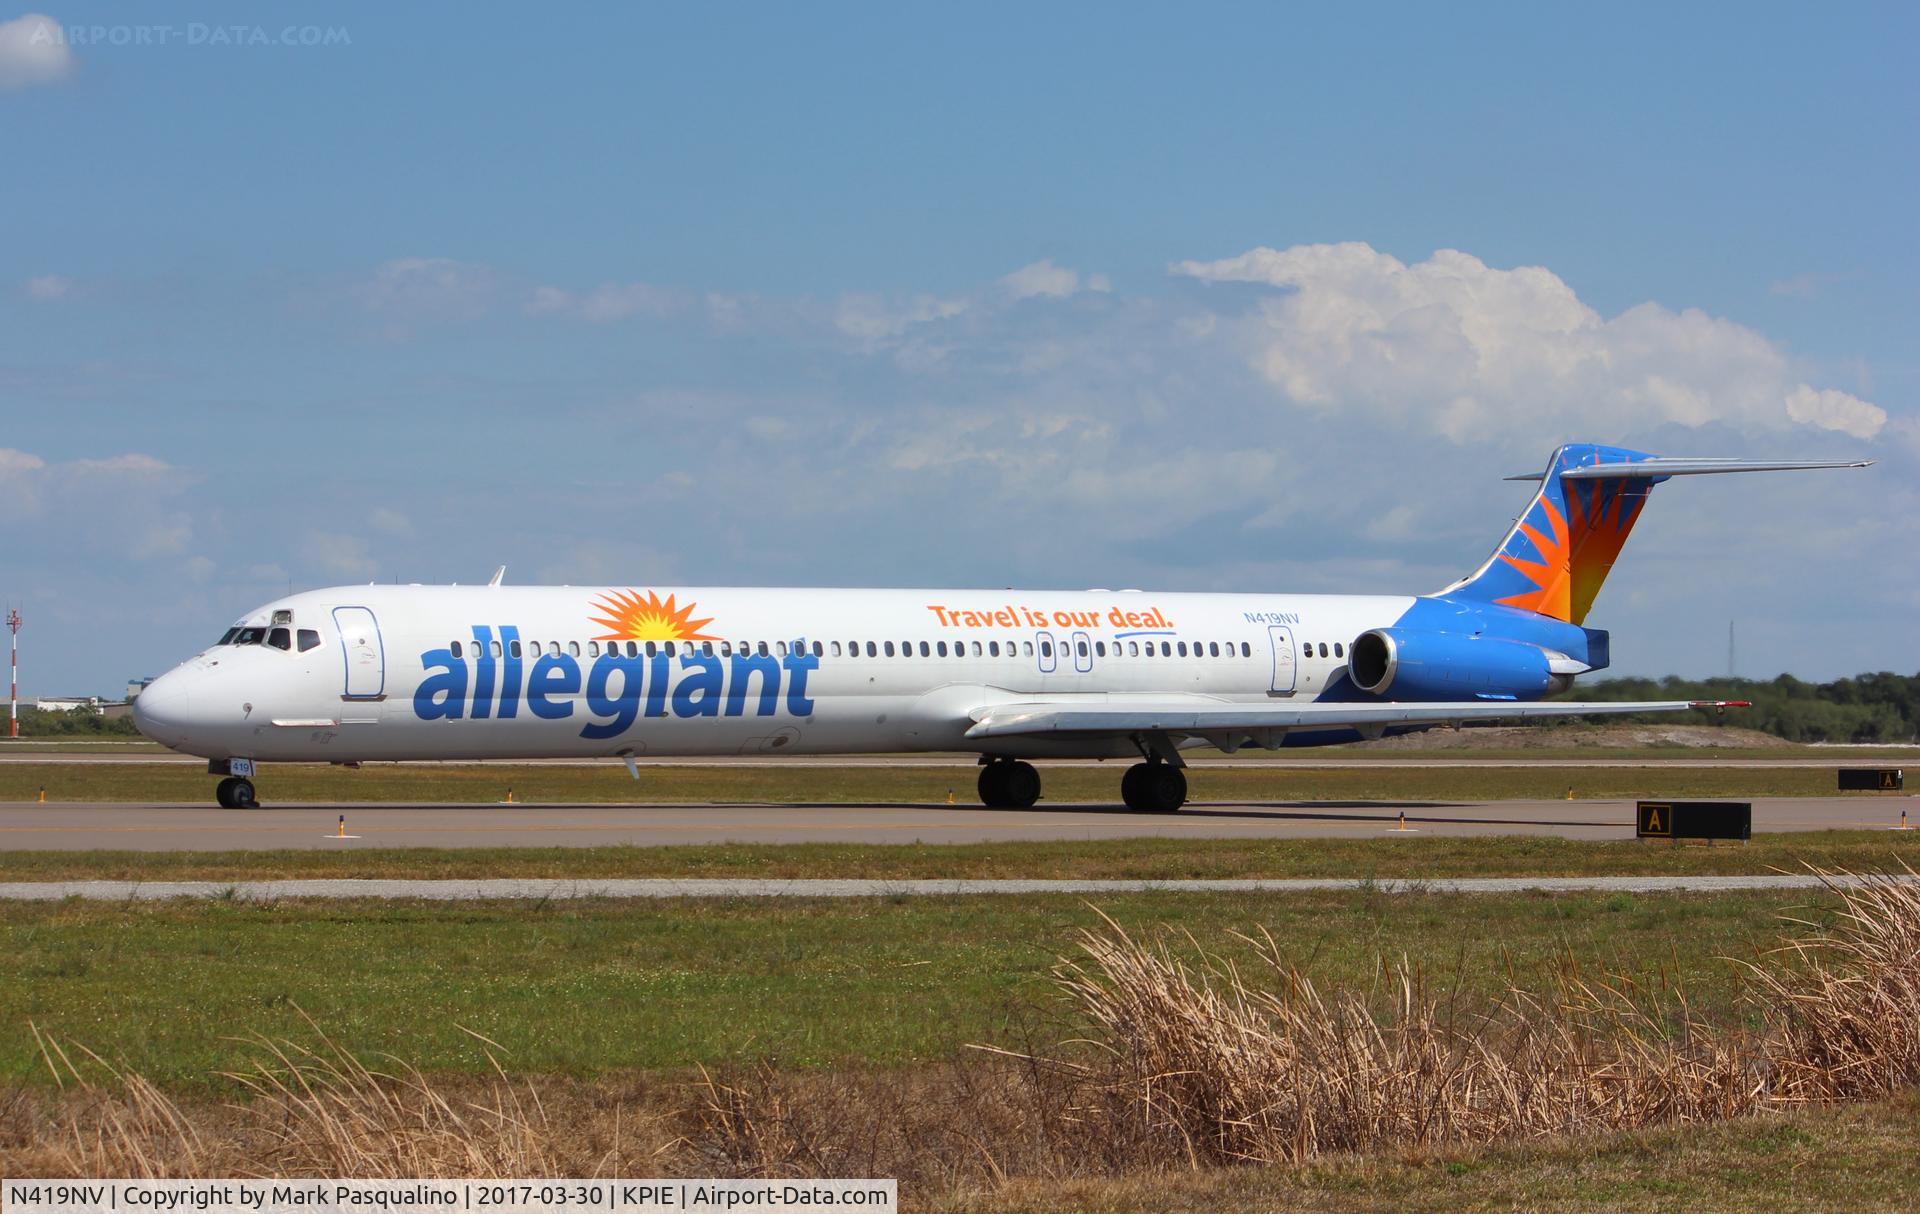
[6, 609, 19, 740]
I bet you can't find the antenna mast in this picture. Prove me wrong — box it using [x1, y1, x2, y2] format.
[6, 608, 20, 740]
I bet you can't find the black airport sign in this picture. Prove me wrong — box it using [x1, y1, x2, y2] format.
[1637, 801, 1752, 842]
[1838, 768, 1904, 792]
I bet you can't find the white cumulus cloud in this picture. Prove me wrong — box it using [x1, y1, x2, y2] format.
[1172, 242, 1886, 443]
[355, 257, 498, 332]
[0, 13, 73, 90]
[1000, 259, 1084, 300]
[527, 281, 683, 322]
[832, 292, 968, 342]
[0, 448, 197, 558]
[1784, 385, 1886, 440]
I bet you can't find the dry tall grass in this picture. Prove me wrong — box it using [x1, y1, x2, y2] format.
[9, 1013, 666, 1178]
[691, 867, 1920, 1181]
[981, 867, 1920, 1169]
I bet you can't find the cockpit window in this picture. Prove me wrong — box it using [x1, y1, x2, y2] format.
[218, 627, 241, 646]
[234, 627, 266, 645]
[297, 629, 321, 653]
[267, 627, 292, 651]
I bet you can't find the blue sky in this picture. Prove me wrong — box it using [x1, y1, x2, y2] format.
[2, 1, 1915, 694]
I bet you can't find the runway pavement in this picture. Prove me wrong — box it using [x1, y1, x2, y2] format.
[0, 795, 1912, 850]
[0, 873, 1901, 901]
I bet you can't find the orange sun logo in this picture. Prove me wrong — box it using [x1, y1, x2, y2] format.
[589, 590, 718, 642]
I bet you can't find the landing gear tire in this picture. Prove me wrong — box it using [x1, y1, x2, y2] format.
[978, 759, 1041, 809]
[215, 777, 258, 809]
[1121, 762, 1187, 813]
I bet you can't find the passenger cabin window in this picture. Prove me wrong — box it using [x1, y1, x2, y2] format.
[588, 641, 601, 657]
[1040, 640, 1052, 658]
[451, 641, 464, 658]
[267, 627, 291, 651]
[812, 641, 823, 657]
[884, 641, 896, 657]
[1077, 640, 1089, 658]
[569, 641, 581, 657]
[1209, 642, 1220, 657]
[866, 641, 877, 656]
[1095, 641, 1106, 657]
[298, 629, 322, 653]
[1242, 642, 1252, 657]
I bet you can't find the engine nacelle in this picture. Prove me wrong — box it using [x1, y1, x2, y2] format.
[1347, 628, 1570, 700]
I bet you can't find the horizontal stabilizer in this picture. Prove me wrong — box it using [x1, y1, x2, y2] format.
[1505, 457, 1872, 481]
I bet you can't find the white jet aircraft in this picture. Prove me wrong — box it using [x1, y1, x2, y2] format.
[134, 444, 1867, 810]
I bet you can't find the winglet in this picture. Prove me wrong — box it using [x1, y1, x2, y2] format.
[488, 565, 506, 587]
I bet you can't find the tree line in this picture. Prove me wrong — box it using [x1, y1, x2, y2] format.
[1555, 671, 1920, 743]
[6, 706, 143, 737]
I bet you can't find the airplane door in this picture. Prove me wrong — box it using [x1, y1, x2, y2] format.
[1267, 625, 1296, 695]
[333, 606, 386, 700]
[1070, 630, 1093, 673]
[1036, 631, 1058, 674]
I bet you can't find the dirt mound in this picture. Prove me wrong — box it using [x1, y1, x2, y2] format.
[1356, 723, 1792, 750]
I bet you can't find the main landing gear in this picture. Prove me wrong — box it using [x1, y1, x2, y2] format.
[974, 756, 1190, 813]
[978, 758, 1042, 809]
[1121, 760, 1187, 814]
[215, 777, 258, 809]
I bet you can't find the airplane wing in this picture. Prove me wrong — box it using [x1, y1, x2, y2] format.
[964, 696, 1744, 744]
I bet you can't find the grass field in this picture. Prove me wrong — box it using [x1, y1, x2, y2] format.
[0, 888, 1823, 1087]
[2, 830, 1918, 882]
[4, 759, 1909, 805]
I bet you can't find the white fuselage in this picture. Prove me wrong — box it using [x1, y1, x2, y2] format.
[132, 584, 1417, 763]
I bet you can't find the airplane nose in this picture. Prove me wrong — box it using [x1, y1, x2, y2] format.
[131, 673, 194, 748]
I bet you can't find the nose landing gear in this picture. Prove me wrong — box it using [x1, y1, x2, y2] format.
[214, 776, 258, 809]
